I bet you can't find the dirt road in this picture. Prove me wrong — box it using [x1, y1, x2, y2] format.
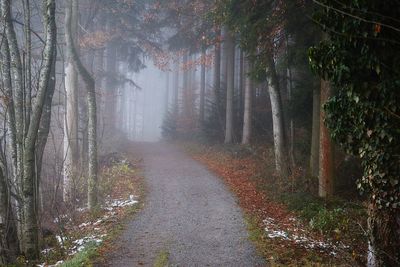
[106, 142, 265, 266]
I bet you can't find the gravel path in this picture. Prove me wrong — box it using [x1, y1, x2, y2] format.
[106, 142, 265, 267]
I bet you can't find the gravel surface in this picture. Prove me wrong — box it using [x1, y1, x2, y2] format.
[106, 142, 265, 267]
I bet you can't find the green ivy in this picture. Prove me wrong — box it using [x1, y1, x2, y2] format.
[309, 0, 400, 210]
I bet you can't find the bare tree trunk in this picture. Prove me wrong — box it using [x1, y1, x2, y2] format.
[174, 59, 179, 115]
[66, 0, 98, 210]
[22, 0, 32, 133]
[318, 79, 334, 197]
[63, 0, 79, 202]
[22, 0, 57, 259]
[242, 57, 252, 144]
[266, 52, 290, 179]
[199, 46, 206, 127]
[182, 53, 189, 116]
[224, 29, 235, 144]
[0, 163, 19, 264]
[287, 65, 295, 167]
[310, 85, 320, 177]
[214, 28, 221, 107]
[105, 17, 117, 134]
[2, 0, 25, 251]
[165, 71, 170, 113]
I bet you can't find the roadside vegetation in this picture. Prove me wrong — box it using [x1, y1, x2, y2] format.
[36, 151, 145, 267]
[183, 142, 367, 266]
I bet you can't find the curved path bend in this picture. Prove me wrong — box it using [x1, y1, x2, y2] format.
[106, 142, 265, 267]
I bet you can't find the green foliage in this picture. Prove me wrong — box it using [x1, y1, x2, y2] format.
[309, 0, 400, 210]
[60, 242, 99, 267]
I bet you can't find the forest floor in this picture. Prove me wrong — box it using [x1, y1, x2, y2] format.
[182, 141, 368, 266]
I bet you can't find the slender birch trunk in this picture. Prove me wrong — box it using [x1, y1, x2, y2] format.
[66, 0, 98, 210]
[266, 52, 290, 179]
[63, 0, 79, 202]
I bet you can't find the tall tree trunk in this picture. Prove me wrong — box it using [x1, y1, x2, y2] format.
[22, 0, 56, 260]
[242, 57, 252, 144]
[22, 0, 32, 133]
[214, 28, 221, 107]
[199, 46, 206, 127]
[165, 71, 170, 114]
[287, 65, 295, 167]
[182, 53, 189, 116]
[266, 52, 290, 179]
[318, 79, 334, 197]
[105, 18, 117, 134]
[2, 0, 25, 251]
[63, 0, 79, 202]
[0, 163, 19, 264]
[66, 0, 98, 210]
[367, 205, 400, 267]
[310, 85, 321, 177]
[174, 59, 179, 115]
[224, 29, 235, 144]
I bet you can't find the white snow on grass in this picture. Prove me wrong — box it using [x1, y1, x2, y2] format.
[105, 194, 137, 209]
[69, 234, 107, 255]
[263, 217, 349, 256]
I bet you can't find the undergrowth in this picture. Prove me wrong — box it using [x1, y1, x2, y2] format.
[182, 141, 367, 266]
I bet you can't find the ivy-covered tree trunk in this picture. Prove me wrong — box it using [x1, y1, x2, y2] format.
[66, 0, 98, 210]
[224, 29, 235, 144]
[318, 79, 334, 198]
[367, 205, 400, 267]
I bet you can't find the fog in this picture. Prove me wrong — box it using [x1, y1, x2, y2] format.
[117, 61, 168, 142]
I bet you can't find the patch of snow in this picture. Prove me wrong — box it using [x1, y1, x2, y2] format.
[41, 248, 54, 255]
[69, 235, 105, 255]
[105, 195, 138, 210]
[263, 217, 348, 256]
[79, 222, 92, 228]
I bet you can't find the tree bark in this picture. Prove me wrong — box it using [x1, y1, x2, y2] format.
[173, 59, 179, 115]
[63, 0, 79, 202]
[66, 0, 98, 210]
[213, 28, 221, 109]
[22, 0, 57, 260]
[2, 1, 25, 248]
[105, 17, 117, 134]
[367, 204, 400, 267]
[318, 79, 334, 198]
[266, 52, 290, 179]
[199, 46, 206, 127]
[310, 85, 321, 177]
[0, 163, 19, 264]
[242, 57, 252, 144]
[224, 29, 235, 144]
